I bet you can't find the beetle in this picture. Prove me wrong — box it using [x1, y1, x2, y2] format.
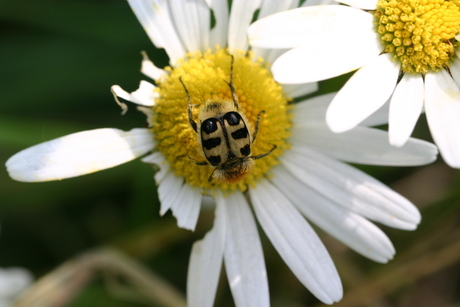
[179, 55, 276, 184]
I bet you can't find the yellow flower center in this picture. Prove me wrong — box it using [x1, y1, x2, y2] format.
[152, 49, 291, 192]
[375, 0, 460, 74]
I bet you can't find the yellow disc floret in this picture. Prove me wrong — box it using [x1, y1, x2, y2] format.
[152, 49, 291, 192]
[375, 0, 460, 74]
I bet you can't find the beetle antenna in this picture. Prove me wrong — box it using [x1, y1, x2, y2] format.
[179, 77, 198, 132]
[225, 54, 239, 110]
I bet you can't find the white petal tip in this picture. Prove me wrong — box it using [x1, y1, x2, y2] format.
[326, 120, 352, 133]
[389, 137, 406, 148]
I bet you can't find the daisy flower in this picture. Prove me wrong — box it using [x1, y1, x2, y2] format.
[248, 0, 460, 168]
[6, 0, 438, 306]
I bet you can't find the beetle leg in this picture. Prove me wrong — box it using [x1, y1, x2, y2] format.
[252, 144, 277, 160]
[177, 154, 208, 165]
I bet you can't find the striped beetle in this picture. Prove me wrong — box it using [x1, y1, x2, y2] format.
[179, 55, 276, 184]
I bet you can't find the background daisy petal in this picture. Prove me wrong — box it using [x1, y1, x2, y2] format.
[360, 100, 391, 126]
[248, 5, 375, 49]
[6, 128, 154, 182]
[450, 54, 460, 88]
[251, 0, 300, 61]
[389, 74, 424, 147]
[326, 53, 400, 132]
[270, 166, 395, 263]
[281, 146, 421, 230]
[250, 180, 343, 304]
[425, 70, 460, 168]
[223, 191, 269, 307]
[248, 6, 381, 83]
[294, 92, 391, 126]
[338, 0, 378, 9]
[281, 82, 319, 99]
[291, 123, 438, 166]
[292, 93, 336, 122]
[169, 0, 210, 52]
[187, 192, 226, 307]
[228, 0, 263, 53]
[208, 0, 229, 49]
[127, 0, 186, 64]
[302, 0, 337, 6]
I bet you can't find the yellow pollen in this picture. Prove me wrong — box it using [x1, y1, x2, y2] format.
[152, 49, 291, 192]
[375, 0, 460, 74]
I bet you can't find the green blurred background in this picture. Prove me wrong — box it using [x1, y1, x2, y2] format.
[1, 0, 460, 306]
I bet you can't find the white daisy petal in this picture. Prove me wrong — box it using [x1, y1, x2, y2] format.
[302, 0, 336, 6]
[291, 123, 438, 166]
[326, 53, 400, 132]
[451, 55, 460, 88]
[0, 267, 33, 297]
[425, 70, 460, 168]
[293, 92, 391, 127]
[141, 51, 167, 80]
[251, 0, 299, 61]
[258, 0, 299, 19]
[338, 0, 378, 9]
[157, 171, 183, 216]
[223, 191, 269, 307]
[389, 74, 424, 147]
[254, 48, 290, 67]
[142, 152, 169, 183]
[6, 128, 154, 182]
[360, 99, 390, 126]
[111, 82, 156, 109]
[281, 82, 319, 99]
[293, 92, 337, 123]
[228, 0, 262, 53]
[248, 6, 374, 49]
[294, 92, 390, 126]
[127, 0, 186, 64]
[169, 0, 210, 52]
[187, 192, 226, 307]
[248, 6, 381, 83]
[170, 183, 202, 231]
[208, 0, 229, 49]
[250, 180, 342, 304]
[281, 146, 421, 229]
[270, 165, 395, 263]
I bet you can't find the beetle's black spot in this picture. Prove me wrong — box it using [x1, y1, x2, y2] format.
[208, 155, 221, 166]
[240, 144, 250, 156]
[224, 112, 241, 126]
[231, 128, 248, 140]
[203, 137, 221, 150]
[202, 119, 218, 134]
